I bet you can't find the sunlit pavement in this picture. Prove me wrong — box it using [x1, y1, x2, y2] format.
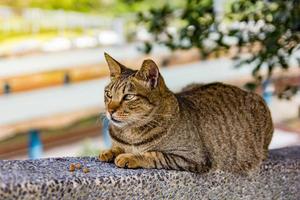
[10, 135, 103, 160]
[270, 129, 300, 149]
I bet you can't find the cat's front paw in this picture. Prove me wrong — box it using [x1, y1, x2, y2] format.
[115, 153, 140, 169]
[99, 150, 114, 162]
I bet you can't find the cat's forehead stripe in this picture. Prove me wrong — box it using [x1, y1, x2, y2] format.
[122, 83, 127, 94]
[111, 79, 130, 95]
[115, 81, 126, 94]
[118, 81, 127, 92]
[127, 83, 135, 92]
[112, 79, 121, 92]
[108, 83, 114, 91]
[106, 77, 139, 97]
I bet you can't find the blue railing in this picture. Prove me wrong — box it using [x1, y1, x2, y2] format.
[262, 79, 273, 105]
[28, 129, 43, 159]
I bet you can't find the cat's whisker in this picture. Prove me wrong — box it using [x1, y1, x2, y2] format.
[96, 118, 102, 126]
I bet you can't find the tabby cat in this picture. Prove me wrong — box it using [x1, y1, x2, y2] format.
[99, 53, 274, 173]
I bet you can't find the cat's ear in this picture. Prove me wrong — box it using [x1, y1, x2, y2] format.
[135, 59, 159, 89]
[104, 52, 125, 79]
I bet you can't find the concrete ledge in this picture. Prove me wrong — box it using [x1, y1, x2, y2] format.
[0, 146, 299, 200]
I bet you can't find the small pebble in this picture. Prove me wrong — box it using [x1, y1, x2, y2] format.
[75, 163, 82, 169]
[69, 163, 76, 172]
[83, 168, 90, 173]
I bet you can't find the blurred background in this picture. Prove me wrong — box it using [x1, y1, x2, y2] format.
[0, 0, 299, 160]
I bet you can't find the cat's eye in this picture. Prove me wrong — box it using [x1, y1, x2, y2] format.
[105, 91, 112, 98]
[123, 94, 136, 101]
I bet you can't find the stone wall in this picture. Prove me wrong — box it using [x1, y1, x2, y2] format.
[0, 146, 299, 200]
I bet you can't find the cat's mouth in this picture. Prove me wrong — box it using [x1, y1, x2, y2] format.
[111, 117, 123, 124]
[106, 111, 127, 127]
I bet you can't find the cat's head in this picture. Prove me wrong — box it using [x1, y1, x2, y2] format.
[103, 53, 168, 128]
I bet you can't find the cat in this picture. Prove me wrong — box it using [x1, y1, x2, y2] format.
[99, 53, 274, 173]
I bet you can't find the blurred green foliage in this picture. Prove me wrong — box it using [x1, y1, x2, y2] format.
[226, 0, 300, 77]
[0, 0, 183, 15]
[138, 0, 215, 54]
[1, 0, 101, 12]
[135, 0, 300, 86]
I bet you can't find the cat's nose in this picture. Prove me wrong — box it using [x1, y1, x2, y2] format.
[107, 102, 119, 115]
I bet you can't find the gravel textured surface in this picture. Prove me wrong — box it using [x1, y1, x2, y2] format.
[0, 146, 299, 200]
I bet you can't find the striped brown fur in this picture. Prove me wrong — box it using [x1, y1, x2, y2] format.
[99, 53, 274, 173]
